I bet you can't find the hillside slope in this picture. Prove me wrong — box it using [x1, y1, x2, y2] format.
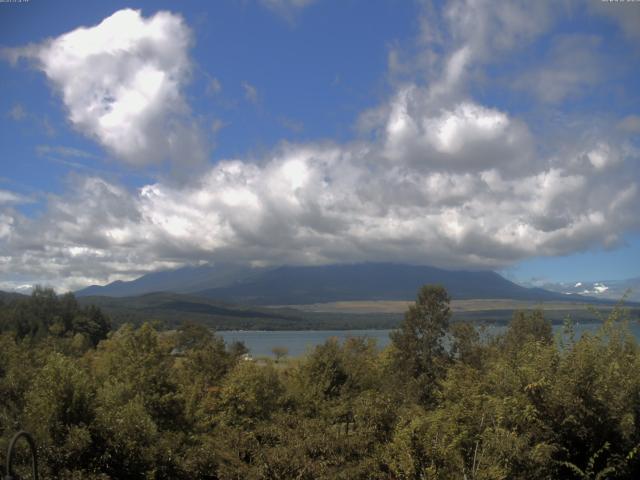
[196, 263, 587, 305]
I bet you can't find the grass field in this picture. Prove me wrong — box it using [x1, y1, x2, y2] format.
[274, 299, 615, 314]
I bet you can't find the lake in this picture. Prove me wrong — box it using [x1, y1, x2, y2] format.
[220, 321, 640, 358]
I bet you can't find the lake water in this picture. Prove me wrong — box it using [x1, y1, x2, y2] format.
[220, 322, 640, 358]
[220, 329, 394, 357]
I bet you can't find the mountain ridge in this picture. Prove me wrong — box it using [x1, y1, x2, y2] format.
[76, 262, 599, 305]
[76, 264, 260, 297]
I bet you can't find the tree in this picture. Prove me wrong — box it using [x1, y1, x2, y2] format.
[272, 345, 288, 363]
[228, 340, 249, 360]
[450, 321, 484, 369]
[24, 353, 96, 477]
[302, 337, 348, 400]
[176, 321, 214, 351]
[217, 362, 284, 428]
[0, 287, 110, 347]
[390, 284, 451, 405]
[503, 309, 552, 352]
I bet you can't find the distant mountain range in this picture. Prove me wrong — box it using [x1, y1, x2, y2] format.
[4, 264, 635, 331]
[76, 263, 595, 305]
[538, 278, 640, 303]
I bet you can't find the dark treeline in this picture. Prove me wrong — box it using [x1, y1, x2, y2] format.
[1, 285, 640, 479]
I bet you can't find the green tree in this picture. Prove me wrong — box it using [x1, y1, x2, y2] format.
[217, 361, 284, 428]
[24, 353, 96, 477]
[301, 337, 348, 401]
[228, 340, 249, 360]
[450, 321, 484, 369]
[503, 309, 553, 352]
[390, 284, 451, 405]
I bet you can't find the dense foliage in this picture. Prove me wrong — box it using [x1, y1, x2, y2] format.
[1, 285, 640, 479]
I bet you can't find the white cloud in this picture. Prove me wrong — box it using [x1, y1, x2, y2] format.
[579, 282, 610, 296]
[0, 190, 30, 206]
[242, 81, 259, 104]
[0, 213, 15, 240]
[1, 2, 639, 291]
[512, 35, 603, 104]
[444, 0, 553, 60]
[586, 143, 621, 171]
[380, 88, 534, 176]
[380, 1, 558, 107]
[1, 97, 638, 290]
[4, 9, 207, 168]
[535, 278, 639, 302]
[0, 281, 33, 294]
[593, 282, 609, 294]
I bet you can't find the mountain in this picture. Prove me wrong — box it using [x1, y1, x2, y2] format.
[76, 264, 260, 297]
[76, 262, 601, 305]
[195, 263, 589, 305]
[0, 290, 27, 303]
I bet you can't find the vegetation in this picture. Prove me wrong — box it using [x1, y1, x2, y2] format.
[1, 285, 640, 478]
[76, 292, 403, 330]
[74, 291, 640, 332]
[271, 346, 288, 363]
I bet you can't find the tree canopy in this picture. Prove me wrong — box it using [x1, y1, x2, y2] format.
[1, 285, 640, 479]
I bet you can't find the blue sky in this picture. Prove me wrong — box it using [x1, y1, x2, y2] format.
[0, 0, 639, 295]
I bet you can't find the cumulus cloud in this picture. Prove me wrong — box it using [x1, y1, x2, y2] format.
[1, 101, 638, 290]
[3, 9, 207, 168]
[381, 90, 535, 175]
[512, 35, 603, 104]
[1, 1, 639, 291]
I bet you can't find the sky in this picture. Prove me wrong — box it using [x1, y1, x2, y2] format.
[0, 0, 639, 296]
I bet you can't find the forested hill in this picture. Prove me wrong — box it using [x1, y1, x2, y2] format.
[0, 286, 110, 345]
[77, 262, 591, 304]
[0, 290, 26, 302]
